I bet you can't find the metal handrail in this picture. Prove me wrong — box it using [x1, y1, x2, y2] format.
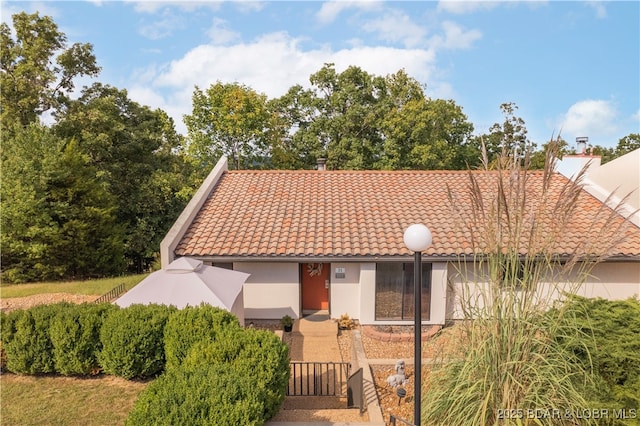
[94, 283, 126, 304]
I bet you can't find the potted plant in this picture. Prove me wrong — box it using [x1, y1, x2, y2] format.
[338, 313, 355, 330]
[280, 315, 294, 332]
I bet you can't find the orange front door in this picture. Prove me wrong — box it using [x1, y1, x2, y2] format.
[302, 263, 329, 311]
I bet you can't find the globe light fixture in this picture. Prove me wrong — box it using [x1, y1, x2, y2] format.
[403, 223, 432, 426]
[403, 224, 433, 252]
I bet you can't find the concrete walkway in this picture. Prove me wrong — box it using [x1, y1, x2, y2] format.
[266, 315, 385, 426]
[288, 314, 343, 361]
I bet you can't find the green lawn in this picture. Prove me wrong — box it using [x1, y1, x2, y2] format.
[0, 274, 148, 298]
[0, 374, 149, 426]
[1, 274, 151, 425]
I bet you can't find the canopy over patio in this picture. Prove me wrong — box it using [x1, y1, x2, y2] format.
[114, 257, 250, 324]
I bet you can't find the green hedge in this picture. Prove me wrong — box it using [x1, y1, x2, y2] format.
[99, 304, 175, 379]
[128, 327, 289, 425]
[2, 303, 66, 374]
[183, 328, 290, 419]
[1, 302, 289, 423]
[551, 295, 640, 425]
[50, 303, 116, 375]
[126, 363, 267, 426]
[163, 304, 240, 370]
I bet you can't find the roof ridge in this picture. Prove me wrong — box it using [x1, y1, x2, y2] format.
[226, 169, 548, 175]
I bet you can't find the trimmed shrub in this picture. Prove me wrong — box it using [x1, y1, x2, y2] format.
[183, 328, 289, 419]
[3, 303, 67, 374]
[163, 304, 240, 369]
[50, 303, 117, 375]
[553, 295, 640, 423]
[99, 304, 175, 379]
[126, 363, 266, 426]
[0, 311, 10, 372]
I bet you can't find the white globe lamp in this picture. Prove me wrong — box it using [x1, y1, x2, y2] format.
[403, 223, 432, 252]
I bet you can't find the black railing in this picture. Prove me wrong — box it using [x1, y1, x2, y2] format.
[94, 283, 126, 304]
[287, 361, 350, 397]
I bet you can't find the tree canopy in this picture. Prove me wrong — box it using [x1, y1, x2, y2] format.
[1, 12, 635, 282]
[0, 12, 100, 129]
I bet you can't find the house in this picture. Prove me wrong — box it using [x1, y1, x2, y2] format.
[161, 156, 640, 325]
[556, 148, 640, 226]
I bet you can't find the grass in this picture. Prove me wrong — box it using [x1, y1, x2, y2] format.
[0, 373, 149, 426]
[0, 273, 150, 425]
[0, 274, 148, 298]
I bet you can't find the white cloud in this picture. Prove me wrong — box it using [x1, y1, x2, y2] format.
[437, 0, 501, 14]
[207, 17, 240, 45]
[437, 0, 548, 14]
[235, 1, 265, 14]
[362, 9, 427, 48]
[429, 21, 482, 50]
[316, 0, 382, 25]
[138, 12, 185, 40]
[560, 99, 618, 142]
[128, 31, 437, 134]
[129, 0, 222, 14]
[585, 1, 607, 19]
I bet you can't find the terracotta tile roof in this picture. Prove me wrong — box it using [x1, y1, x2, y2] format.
[175, 170, 640, 259]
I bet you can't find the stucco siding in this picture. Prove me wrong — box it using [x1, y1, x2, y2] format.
[329, 262, 361, 320]
[234, 262, 300, 319]
[358, 263, 377, 324]
[446, 261, 640, 320]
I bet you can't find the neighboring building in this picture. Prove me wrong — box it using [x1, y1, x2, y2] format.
[556, 148, 640, 226]
[161, 156, 640, 325]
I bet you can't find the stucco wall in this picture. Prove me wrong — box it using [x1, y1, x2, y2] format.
[446, 261, 640, 320]
[234, 262, 300, 320]
[358, 263, 377, 324]
[329, 262, 361, 320]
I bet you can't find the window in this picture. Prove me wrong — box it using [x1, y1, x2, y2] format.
[375, 262, 431, 321]
[212, 262, 233, 270]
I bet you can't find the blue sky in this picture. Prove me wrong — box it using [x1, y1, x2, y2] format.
[2, 1, 639, 149]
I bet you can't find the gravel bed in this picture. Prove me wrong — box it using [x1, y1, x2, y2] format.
[0, 293, 98, 313]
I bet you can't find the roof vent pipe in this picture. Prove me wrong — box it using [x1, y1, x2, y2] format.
[317, 158, 326, 171]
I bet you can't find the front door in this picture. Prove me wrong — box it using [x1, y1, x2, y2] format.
[302, 263, 329, 312]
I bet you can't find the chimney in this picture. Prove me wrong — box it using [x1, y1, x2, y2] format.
[576, 137, 589, 155]
[555, 136, 601, 180]
[317, 158, 326, 171]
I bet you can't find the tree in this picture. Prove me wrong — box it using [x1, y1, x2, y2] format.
[472, 102, 535, 165]
[1, 123, 125, 282]
[184, 82, 270, 172]
[0, 12, 100, 129]
[379, 89, 476, 170]
[614, 133, 640, 157]
[267, 85, 322, 169]
[529, 135, 570, 169]
[55, 83, 191, 272]
[270, 64, 475, 170]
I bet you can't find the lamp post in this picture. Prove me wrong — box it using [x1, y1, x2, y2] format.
[403, 224, 432, 426]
